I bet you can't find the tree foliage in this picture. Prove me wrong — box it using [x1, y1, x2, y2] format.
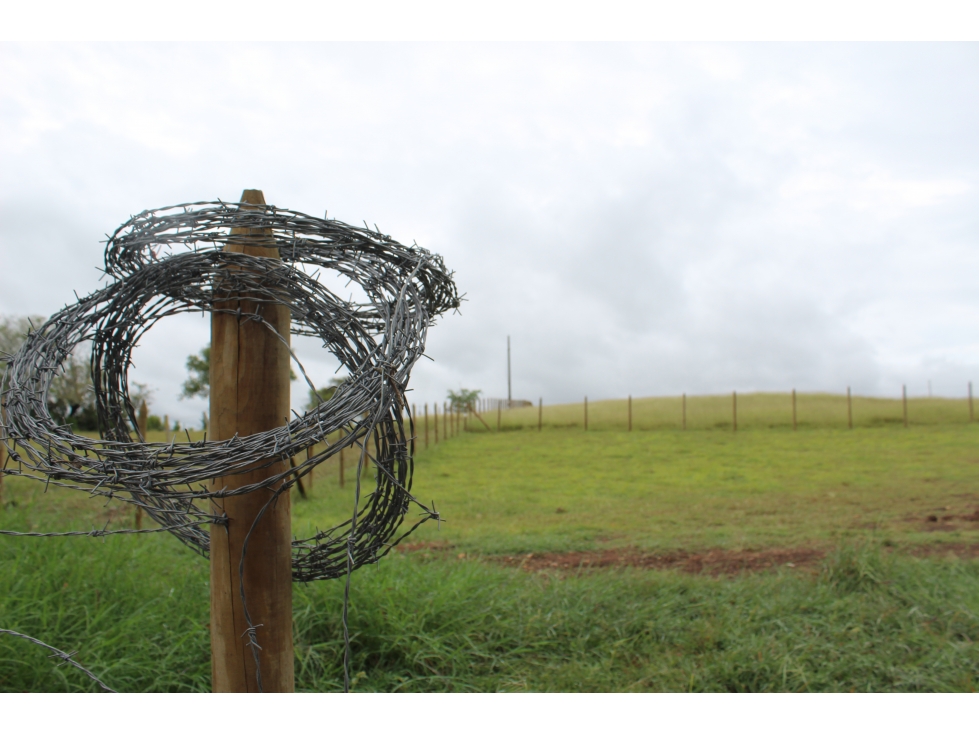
[181, 346, 210, 400]
[447, 388, 481, 413]
[1, 315, 98, 430]
[305, 377, 346, 411]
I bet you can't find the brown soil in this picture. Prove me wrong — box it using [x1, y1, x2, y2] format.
[490, 547, 827, 576]
[903, 542, 979, 560]
[397, 540, 979, 575]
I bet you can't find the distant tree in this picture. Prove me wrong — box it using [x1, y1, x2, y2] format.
[1, 315, 98, 430]
[305, 377, 347, 411]
[447, 388, 481, 413]
[181, 346, 210, 399]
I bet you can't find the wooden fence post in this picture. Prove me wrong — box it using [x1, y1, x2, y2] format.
[584, 396, 588, 431]
[847, 387, 852, 429]
[903, 385, 908, 428]
[424, 403, 429, 448]
[434, 403, 439, 444]
[628, 395, 632, 432]
[209, 189, 294, 693]
[682, 393, 686, 430]
[0, 418, 5, 503]
[792, 389, 797, 431]
[732, 391, 737, 432]
[306, 444, 314, 494]
[339, 443, 345, 487]
[538, 398, 542, 432]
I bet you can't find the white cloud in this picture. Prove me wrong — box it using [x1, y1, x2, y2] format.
[1, 42, 977, 425]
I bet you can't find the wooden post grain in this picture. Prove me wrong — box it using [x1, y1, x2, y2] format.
[792, 389, 797, 431]
[732, 391, 737, 432]
[847, 387, 853, 429]
[628, 395, 632, 432]
[903, 385, 908, 428]
[209, 189, 294, 693]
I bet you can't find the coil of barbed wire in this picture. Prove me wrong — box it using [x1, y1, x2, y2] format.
[1, 201, 460, 582]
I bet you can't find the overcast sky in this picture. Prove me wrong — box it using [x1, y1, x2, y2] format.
[1, 43, 977, 425]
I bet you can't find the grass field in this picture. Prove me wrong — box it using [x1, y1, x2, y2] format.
[1, 392, 977, 692]
[471, 391, 975, 432]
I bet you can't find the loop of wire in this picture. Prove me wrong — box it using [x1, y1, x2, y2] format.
[1, 201, 459, 581]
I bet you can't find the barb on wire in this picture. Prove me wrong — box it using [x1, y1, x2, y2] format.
[0, 628, 116, 692]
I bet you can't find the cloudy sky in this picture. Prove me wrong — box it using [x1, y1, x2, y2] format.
[1, 43, 977, 425]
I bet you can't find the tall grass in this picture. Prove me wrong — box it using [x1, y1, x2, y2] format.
[2, 536, 977, 692]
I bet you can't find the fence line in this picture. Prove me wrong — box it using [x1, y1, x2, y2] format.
[440, 385, 977, 434]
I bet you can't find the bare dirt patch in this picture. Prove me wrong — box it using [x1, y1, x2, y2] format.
[492, 547, 826, 576]
[397, 541, 979, 575]
[905, 542, 979, 560]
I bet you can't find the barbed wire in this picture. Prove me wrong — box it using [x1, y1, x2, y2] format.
[0, 200, 459, 691]
[0, 628, 116, 692]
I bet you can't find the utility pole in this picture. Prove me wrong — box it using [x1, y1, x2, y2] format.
[507, 335, 512, 408]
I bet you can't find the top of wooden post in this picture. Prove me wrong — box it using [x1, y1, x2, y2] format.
[240, 189, 266, 206]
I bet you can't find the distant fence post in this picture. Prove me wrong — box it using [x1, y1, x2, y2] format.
[628, 395, 632, 432]
[903, 385, 908, 428]
[339, 440, 345, 487]
[682, 393, 686, 430]
[847, 387, 852, 429]
[538, 398, 542, 432]
[434, 403, 439, 444]
[0, 419, 5, 501]
[792, 389, 797, 431]
[584, 396, 588, 431]
[732, 391, 737, 432]
[307, 443, 314, 494]
[424, 404, 429, 448]
[444, 402, 449, 438]
[970, 382, 974, 422]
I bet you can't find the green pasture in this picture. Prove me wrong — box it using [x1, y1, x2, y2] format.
[469, 391, 975, 432]
[296, 421, 979, 555]
[1, 394, 977, 691]
[1, 531, 977, 692]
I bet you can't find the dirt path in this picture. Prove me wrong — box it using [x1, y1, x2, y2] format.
[399, 541, 979, 576]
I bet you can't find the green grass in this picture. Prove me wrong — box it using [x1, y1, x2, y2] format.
[2, 411, 978, 692]
[1, 535, 977, 692]
[471, 391, 974, 432]
[296, 423, 979, 555]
